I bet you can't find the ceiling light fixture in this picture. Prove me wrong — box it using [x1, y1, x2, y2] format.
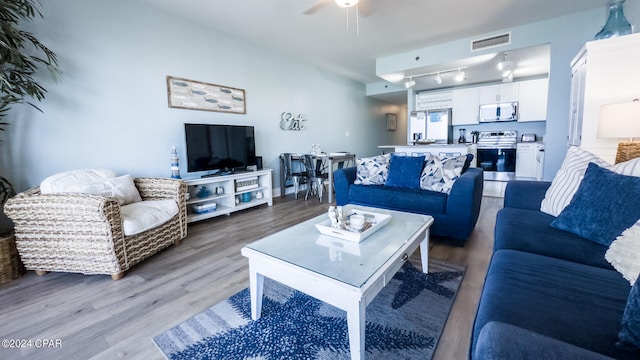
[454, 69, 466, 82]
[402, 66, 469, 88]
[334, 0, 358, 7]
[405, 77, 416, 89]
[497, 52, 514, 78]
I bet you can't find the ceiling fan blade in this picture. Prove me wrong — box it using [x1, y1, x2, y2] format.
[303, 0, 333, 15]
[358, 1, 376, 17]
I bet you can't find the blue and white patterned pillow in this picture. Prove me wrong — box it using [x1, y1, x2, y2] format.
[354, 154, 391, 185]
[420, 154, 467, 194]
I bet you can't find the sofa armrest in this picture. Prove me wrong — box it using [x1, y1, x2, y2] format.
[503, 180, 551, 210]
[474, 322, 614, 360]
[444, 168, 483, 238]
[334, 167, 357, 206]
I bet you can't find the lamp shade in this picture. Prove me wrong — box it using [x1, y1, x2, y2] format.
[598, 100, 640, 139]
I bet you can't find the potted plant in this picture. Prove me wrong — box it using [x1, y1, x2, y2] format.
[1, 0, 60, 236]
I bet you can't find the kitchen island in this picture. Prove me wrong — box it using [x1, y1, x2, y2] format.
[378, 144, 477, 167]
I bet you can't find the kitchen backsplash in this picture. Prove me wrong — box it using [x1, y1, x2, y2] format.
[453, 121, 545, 143]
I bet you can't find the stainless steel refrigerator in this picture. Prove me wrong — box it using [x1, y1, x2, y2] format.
[410, 108, 453, 144]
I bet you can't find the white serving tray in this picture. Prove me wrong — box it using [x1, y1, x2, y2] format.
[315, 210, 391, 243]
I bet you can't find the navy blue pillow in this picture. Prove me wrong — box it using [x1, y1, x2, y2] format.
[385, 155, 425, 189]
[550, 163, 640, 246]
[617, 277, 640, 354]
[462, 153, 474, 174]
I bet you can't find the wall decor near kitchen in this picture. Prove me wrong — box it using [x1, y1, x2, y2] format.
[166, 76, 246, 114]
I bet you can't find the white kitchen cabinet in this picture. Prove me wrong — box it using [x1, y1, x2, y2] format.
[479, 83, 519, 104]
[518, 78, 549, 122]
[569, 33, 640, 163]
[415, 91, 452, 111]
[516, 143, 544, 179]
[452, 87, 480, 125]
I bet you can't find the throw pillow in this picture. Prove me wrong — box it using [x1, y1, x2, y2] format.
[550, 163, 640, 246]
[354, 154, 390, 185]
[616, 277, 640, 354]
[540, 147, 609, 216]
[385, 154, 425, 189]
[420, 154, 468, 194]
[606, 220, 640, 285]
[65, 174, 142, 205]
[40, 169, 117, 194]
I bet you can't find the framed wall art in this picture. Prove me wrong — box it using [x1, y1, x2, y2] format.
[166, 76, 246, 114]
[386, 113, 397, 131]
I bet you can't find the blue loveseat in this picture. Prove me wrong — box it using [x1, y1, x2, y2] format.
[471, 180, 636, 359]
[333, 166, 483, 244]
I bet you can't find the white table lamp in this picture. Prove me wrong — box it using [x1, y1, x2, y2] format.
[598, 99, 640, 164]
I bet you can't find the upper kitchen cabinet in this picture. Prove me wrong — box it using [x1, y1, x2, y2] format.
[518, 78, 549, 122]
[479, 83, 519, 104]
[452, 87, 480, 125]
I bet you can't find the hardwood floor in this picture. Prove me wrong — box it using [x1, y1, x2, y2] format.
[0, 194, 502, 360]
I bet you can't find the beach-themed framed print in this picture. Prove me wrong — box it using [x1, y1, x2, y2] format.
[166, 76, 246, 114]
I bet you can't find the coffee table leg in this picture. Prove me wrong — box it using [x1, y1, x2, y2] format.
[420, 230, 429, 273]
[346, 300, 366, 360]
[249, 267, 264, 320]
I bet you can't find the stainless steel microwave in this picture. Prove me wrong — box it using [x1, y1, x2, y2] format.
[479, 102, 518, 122]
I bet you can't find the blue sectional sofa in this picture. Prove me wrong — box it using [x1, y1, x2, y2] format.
[471, 180, 635, 359]
[333, 166, 483, 244]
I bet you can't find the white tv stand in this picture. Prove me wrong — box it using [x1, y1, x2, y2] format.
[183, 169, 273, 223]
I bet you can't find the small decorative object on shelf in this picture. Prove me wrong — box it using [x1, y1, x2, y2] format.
[196, 186, 211, 199]
[170, 145, 181, 179]
[594, 0, 632, 40]
[241, 192, 252, 202]
[255, 190, 264, 199]
[235, 177, 259, 191]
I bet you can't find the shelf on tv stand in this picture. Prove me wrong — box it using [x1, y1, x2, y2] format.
[183, 168, 273, 223]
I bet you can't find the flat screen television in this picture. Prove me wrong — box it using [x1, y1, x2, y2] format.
[184, 123, 256, 174]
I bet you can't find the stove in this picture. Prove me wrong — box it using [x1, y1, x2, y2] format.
[476, 130, 518, 181]
[476, 130, 518, 149]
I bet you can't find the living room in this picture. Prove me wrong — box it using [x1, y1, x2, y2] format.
[2, 1, 640, 359]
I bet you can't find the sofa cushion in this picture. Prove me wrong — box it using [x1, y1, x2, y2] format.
[348, 184, 447, 215]
[540, 147, 609, 216]
[495, 207, 612, 269]
[120, 200, 179, 236]
[473, 249, 633, 359]
[385, 154, 425, 189]
[420, 154, 467, 194]
[40, 169, 117, 194]
[354, 154, 390, 185]
[550, 163, 640, 246]
[617, 277, 640, 355]
[606, 220, 640, 285]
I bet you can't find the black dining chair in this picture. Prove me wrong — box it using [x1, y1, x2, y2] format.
[282, 153, 307, 199]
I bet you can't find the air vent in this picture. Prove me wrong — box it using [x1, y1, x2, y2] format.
[471, 32, 511, 51]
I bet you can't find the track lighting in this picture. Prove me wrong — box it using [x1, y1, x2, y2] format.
[434, 73, 443, 85]
[498, 52, 514, 78]
[405, 78, 416, 89]
[454, 69, 466, 82]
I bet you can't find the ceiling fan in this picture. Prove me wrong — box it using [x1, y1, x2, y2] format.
[303, 0, 376, 17]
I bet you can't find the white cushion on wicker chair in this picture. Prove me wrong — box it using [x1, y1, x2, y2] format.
[41, 169, 116, 194]
[120, 200, 179, 236]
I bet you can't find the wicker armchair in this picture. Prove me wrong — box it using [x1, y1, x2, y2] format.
[4, 178, 187, 280]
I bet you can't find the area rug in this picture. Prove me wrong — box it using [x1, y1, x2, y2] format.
[153, 260, 465, 360]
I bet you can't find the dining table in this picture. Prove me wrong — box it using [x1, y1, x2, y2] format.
[279, 152, 356, 203]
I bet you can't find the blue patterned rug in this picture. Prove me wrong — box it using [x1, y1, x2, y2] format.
[153, 261, 465, 360]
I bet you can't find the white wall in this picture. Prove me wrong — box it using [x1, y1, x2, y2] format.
[0, 0, 397, 191]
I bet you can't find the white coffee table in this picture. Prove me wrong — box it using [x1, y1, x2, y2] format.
[241, 205, 434, 360]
